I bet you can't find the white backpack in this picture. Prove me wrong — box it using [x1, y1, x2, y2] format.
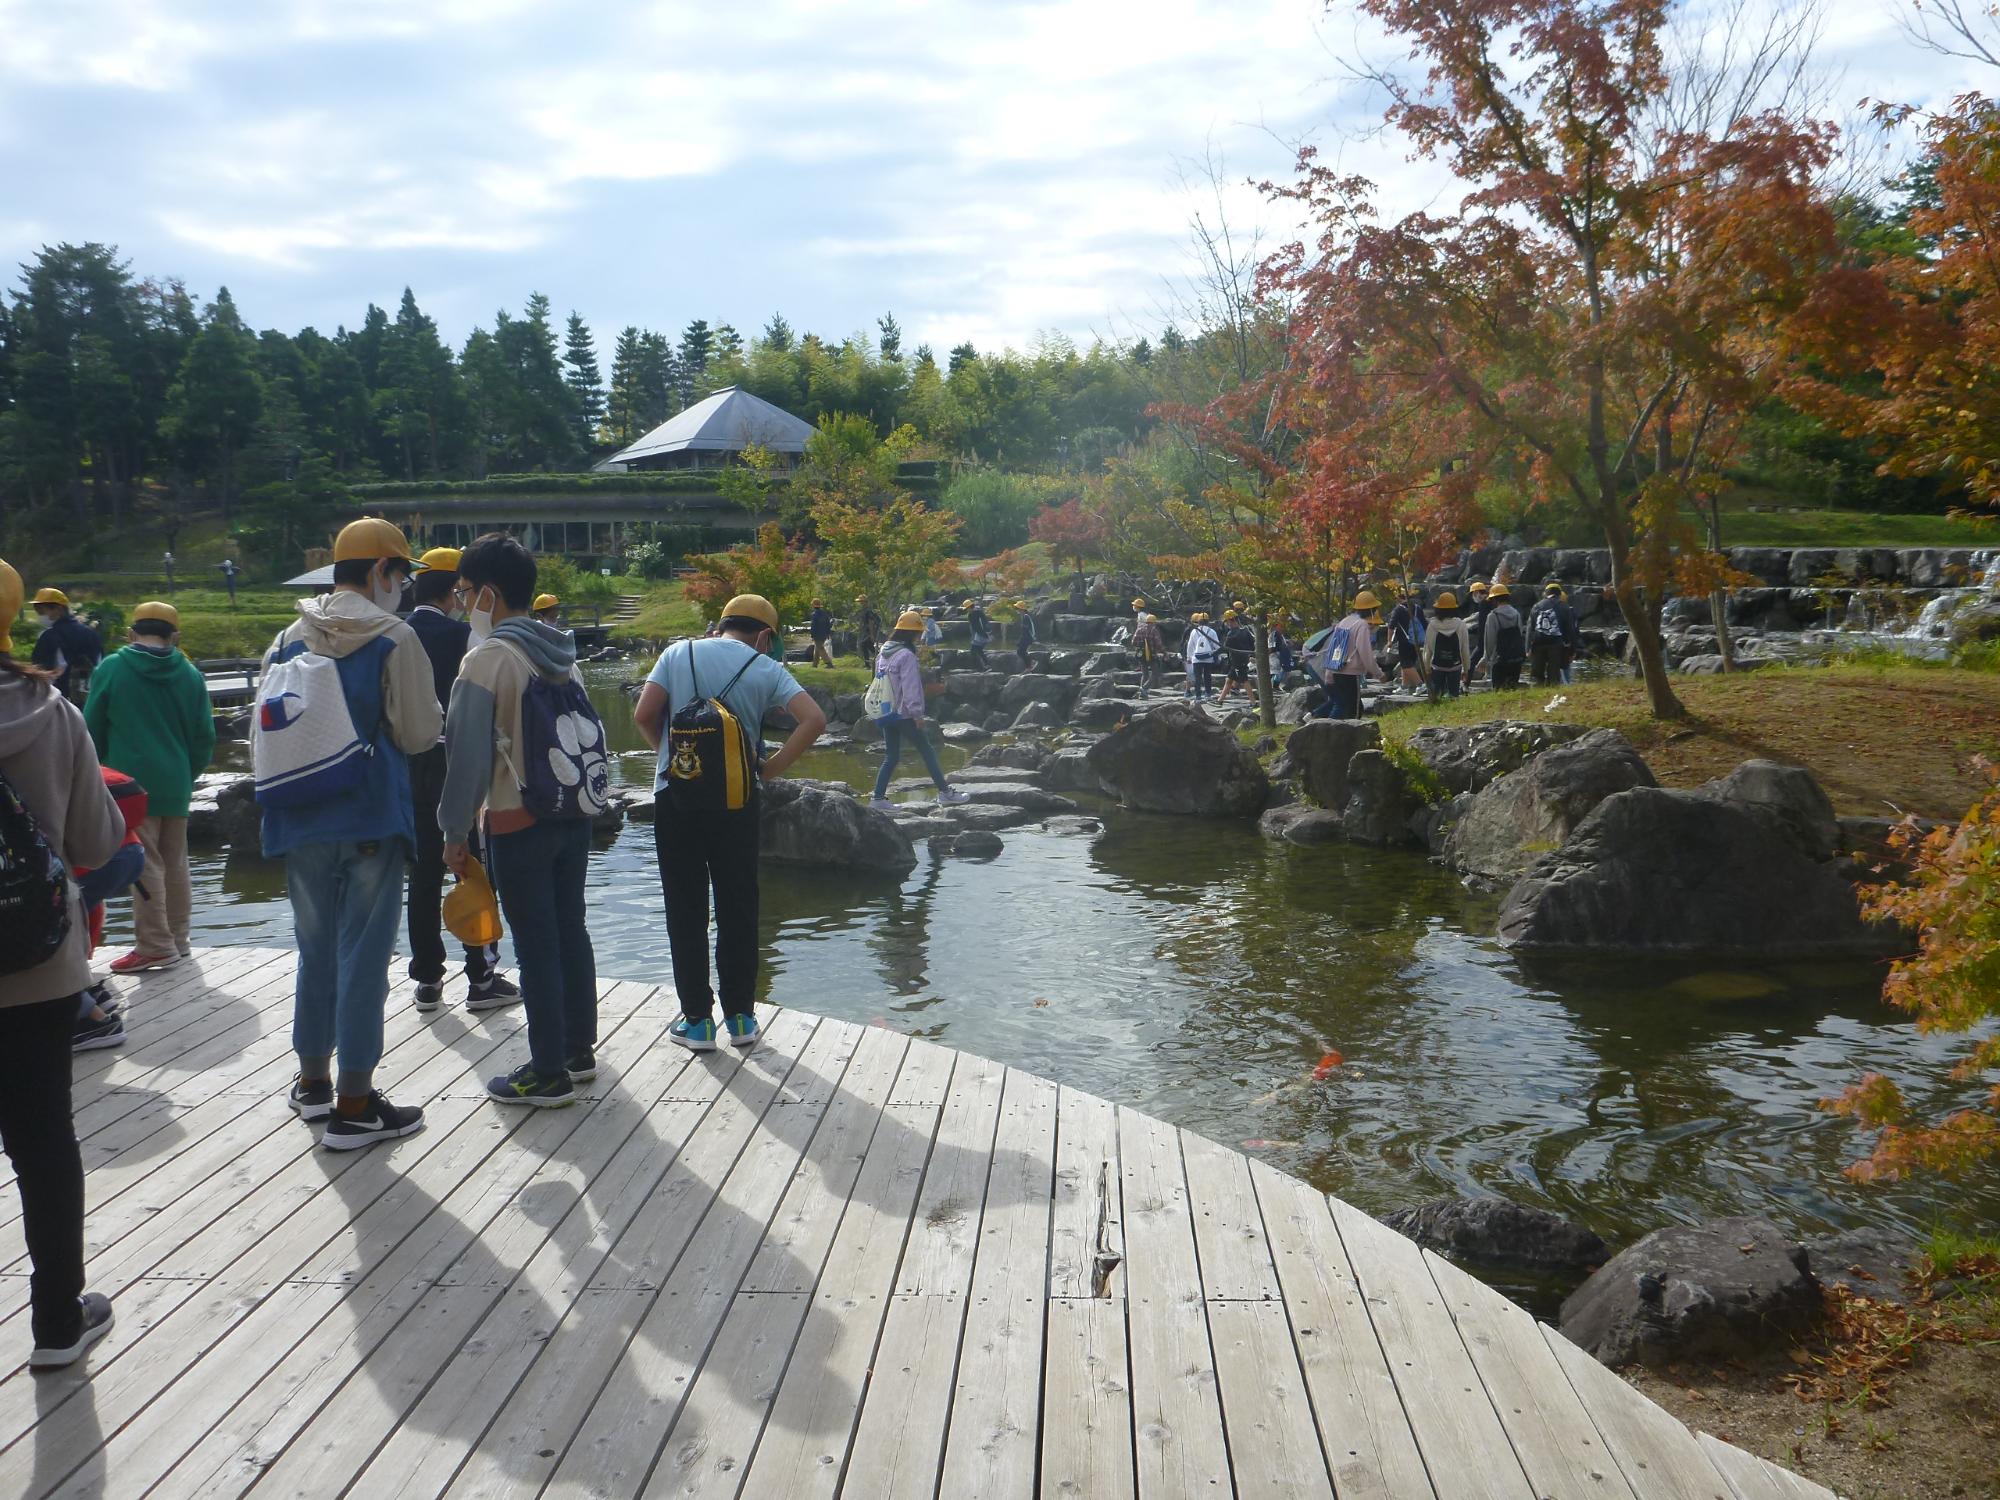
[863, 670, 895, 722]
[251, 644, 375, 808]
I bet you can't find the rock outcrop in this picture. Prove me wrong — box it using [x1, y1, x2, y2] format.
[1339, 749, 1421, 846]
[1696, 759, 1839, 863]
[1258, 804, 1346, 845]
[1403, 721, 1591, 796]
[1558, 1216, 1820, 1368]
[1282, 719, 1380, 809]
[1442, 729, 1656, 883]
[1086, 702, 1268, 817]
[1381, 1198, 1609, 1275]
[1497, 783, 1901, 958]
[760, 780, 916, 875]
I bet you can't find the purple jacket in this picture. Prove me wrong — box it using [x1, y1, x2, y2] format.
[874, 642, 926, 719]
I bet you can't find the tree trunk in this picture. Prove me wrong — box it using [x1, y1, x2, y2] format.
[1607, 537, 1686, 720]
[1253, 619, 1275, 729]
[1709, 590, 1736, 670]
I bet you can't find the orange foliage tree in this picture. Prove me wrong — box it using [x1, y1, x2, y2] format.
[1790, 95, 2000, 513]
[1028, 497, 1110, 577]
[682, 521, 821, 627]
[1825, 763, 2000, 1180]
[1259, 0, 1845, 719]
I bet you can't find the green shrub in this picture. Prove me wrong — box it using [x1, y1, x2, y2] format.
[1382, 739, 1449, 806]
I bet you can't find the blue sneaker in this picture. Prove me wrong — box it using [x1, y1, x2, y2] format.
[485, 1064, 576, 1108]
[669, 1017, 718, 1053]
[724, 1013, 761, 1049]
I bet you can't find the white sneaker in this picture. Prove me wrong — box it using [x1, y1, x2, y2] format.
[939, 788, 972, 806]
[868, 797, 896, 812]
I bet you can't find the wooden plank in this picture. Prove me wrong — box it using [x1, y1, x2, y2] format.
[732, 1046, 956, 1500]
[1328, 1195, 1537, 1500]
[1040, 1297, 1137, 1500]
[1696, 1432, 1838, 1500]
[1049, 1084, 1121, 1300]
[1247, 1161, 1433, 1500]
[1541, 1323, 1736, 1500]
[936, 1068, 1057, 1500]
[1423, 1249, 1637, 1500]
[840, 1060, 1006, 1500]
[1181, 1128, 1280, 1302]
[1117, 1107, 1230, 1500]
[1207, 1298, 1337, 1498]
[103, 1000, 688, 1500]
[536, 1019, 863, 1500]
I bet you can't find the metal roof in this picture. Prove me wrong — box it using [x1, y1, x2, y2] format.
[593, 386, 816, 470]
[282, 565, 336, 588]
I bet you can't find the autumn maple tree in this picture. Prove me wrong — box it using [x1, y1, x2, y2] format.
[1260, 0, 1844, 719]
[1826, 763, 2000, 1180]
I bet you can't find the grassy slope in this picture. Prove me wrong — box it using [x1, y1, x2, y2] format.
[1376, 664, 2000, 820]
[1716, 508, 1997, 548]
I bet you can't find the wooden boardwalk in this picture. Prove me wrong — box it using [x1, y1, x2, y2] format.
[0, 947, 1838, 1500]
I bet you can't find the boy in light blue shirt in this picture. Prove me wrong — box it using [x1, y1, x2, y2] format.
[632, 594, 826, 1050]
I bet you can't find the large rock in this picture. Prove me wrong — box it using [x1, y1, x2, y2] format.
[954, 783, 1079, 816]
[1044, 747, 1105, 795]
[1000, 674, 1078, 716]
[1382, 1197, 1608, 1275]
[759, 781, 916, 875]
[969, 741, 1053, 774]
[1258, 804, 1346, 845]
[1275, 684, 1328, 725]
[1339, 749, 1421, 846]
[1697, 760, 1839, 862]
[1802, 1226, 1920, 1305]
[1071, 697, 1150, 732]
[939, 722, 991, 745]
[1497, 786, 1901, 957]
[1086, 702, 1268, 817]
[1950, 597, 2000, 646]
[1558, 1216, 1820, 1369]
[1403, 721, 1591, 796]
[1442, 729, 1656, 883]
[215, 776, 263, 851]
[1283, 719, 1381, 809]
[943, 672, 1008, 706]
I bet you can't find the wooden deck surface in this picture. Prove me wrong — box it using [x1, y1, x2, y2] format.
[0, 947, 1839, 1499]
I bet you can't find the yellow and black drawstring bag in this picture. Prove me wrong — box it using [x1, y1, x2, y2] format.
[665, 646, 760, 812]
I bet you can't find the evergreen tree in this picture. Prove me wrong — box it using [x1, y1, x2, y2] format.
[877, 312, 903, 361]
[713, 323, 744, 361]
[162, 287, 264, 524]
[605, 326, 647, 445]
[638, 330, 677, 426]
[949, 341, 978, 374]
[373, 288, 460, 479]
[913, 343, 935, 366]
[678, 318, 714, 404]
[563, 312, 605, 447]
[762, 312, 794, 352]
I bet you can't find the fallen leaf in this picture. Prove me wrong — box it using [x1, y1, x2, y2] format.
[1031, 998, 1050, 1008]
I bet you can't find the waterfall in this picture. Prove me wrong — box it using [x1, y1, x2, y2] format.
[1901, 548, 2000, 639]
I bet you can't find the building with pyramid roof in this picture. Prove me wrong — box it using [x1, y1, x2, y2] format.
[594, 386, 817, 472]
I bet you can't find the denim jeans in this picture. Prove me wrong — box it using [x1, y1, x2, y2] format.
[286, 838, 407, 1095]
[76, 840, 145, 910]
[489, 816, 598, 1077]
[874, 718, 949, 798]
[1317, 673, 1362, 719]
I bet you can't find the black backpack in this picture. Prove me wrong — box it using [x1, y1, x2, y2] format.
[663, 644, 761, 813]
[1495, 616, 1526, 665]
[0, 765, 71, 975]
[1431, 629, 1463, 670]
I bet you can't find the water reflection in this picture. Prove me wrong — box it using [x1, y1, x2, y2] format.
[153, 664, 1994, 1266]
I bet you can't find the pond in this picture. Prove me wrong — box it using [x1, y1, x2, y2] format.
[164, 663, 1994, 1301]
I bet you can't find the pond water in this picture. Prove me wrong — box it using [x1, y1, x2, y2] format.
[167, 664, 1995, 1298]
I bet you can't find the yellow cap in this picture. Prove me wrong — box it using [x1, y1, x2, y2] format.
[722, 593, 780, 631]
[417, 546, 461, 573]
[332, 517, 413, 563]
[1232, 599, 1245, 610]
[533, 594, 560, 612]
[1143, 612, 1157, 623]
[1132, 597, 1145, 608]
[1544, 580, 1564, 593]
[894, 609, 926, 632]
[0, 561, 21, 646]
[1488, 584, 1512, 601]
[1433, 592, 1458, 611]
[1469, 581, 1489, 594]
[32, 587, 69, 607]
[1222, 610, 1238, 621]
[961, 599, 975, 609]
[133, 600, 180, 628]
[1351, 590, 1382, 613]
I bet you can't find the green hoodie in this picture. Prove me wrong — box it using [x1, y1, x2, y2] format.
[83, 643, 217, 816]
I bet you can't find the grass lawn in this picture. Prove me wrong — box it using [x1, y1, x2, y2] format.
[1375, 664, 2000, 820]
[1714, 507, 1997, 548]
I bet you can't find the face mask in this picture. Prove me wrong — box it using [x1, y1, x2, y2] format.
[468, 587, 495, 642]
[370, 566, 404, 614]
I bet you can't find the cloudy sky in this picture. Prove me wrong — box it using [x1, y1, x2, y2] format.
[0, 0, 1984, 357]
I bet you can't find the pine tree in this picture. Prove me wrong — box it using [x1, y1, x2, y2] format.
[605, 326, 646, 446]
[374, 288, 459, 479]
[564, 312, 605, 447]
[638, 330, 677, 425]
[761, 313, 793, 352]
[713, 323, 744, 361]
[949, 341, 978, 374]
[162, 287, 264, 523]
[678, 318, 713, 404]
[877, 312, 903, 361]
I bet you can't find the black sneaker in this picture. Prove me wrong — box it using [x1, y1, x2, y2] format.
[29, 1292, 114, 1370]
[321, 1093, 426, 1151]
[566, 1050, 597, 1084]
[289, 1076, 334, 1122]
[485, 1064, 575, 1108]
[85, 980, 120, 1016]
[413, 981, 444, 1014]
[72, 1014, 125, 1052]
[466, 973, 522, 1013]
